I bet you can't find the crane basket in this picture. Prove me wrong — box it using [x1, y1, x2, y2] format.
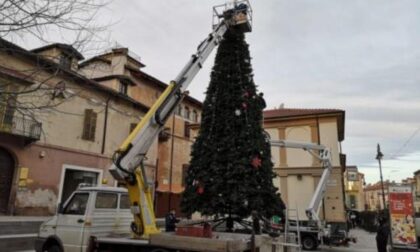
[213, 0, 252, 33]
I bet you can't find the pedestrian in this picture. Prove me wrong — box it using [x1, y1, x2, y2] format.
[165, 209, 179, 232]
[376, 216, 389, 252]
[251, 210, 261, 234]
[350, 212, 357, 228]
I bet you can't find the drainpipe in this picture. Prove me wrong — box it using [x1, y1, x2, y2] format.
[101, 97, 111, 154]
[154, 158, 159, 213]
[168, 115, 176, 212]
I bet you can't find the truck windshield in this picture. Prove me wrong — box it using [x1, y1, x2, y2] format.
[63, 193, 89, 215]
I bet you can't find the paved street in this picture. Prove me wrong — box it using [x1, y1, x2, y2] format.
[3, 226, 383, 252]
[11, 228, 376, 252]
[316, 228, 376, 252]
[0, 216, 48, 252]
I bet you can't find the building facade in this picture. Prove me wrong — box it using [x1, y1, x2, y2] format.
[343, 166, 365, 212]
[263, 108, 347, 228]
[0, 38, 201, 216]
[78, 48, 202, 217]
[364, 178, 415, 211]
[364, 181, 391, 211]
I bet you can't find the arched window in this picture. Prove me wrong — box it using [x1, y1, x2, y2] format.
[192, 110, 198, 122]
[184, 106, 190, 120]
[177, 105, 182, 116]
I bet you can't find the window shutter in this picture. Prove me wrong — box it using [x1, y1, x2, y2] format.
[184, 121, 190, 138]
[89, 110, 97, 140]
[192, 110, 198, 122]
[82, 109, 97, 141]
[184, 107, 190, 120]
[82, 109, 91, 140]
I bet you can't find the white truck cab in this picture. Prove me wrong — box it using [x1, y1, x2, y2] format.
[35, 186, 132, 252]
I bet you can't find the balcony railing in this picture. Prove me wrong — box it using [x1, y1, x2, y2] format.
[0, 115, 42, 142]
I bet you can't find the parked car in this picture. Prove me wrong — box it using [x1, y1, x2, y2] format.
[35, 186, 132, 252]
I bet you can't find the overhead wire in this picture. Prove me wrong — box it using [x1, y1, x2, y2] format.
[385, 125, 420, 160]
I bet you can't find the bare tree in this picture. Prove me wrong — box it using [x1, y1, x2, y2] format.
[0, 0, 110, 51]
[0, 0, 111, 138]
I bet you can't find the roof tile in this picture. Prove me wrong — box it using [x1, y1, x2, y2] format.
[263, 108, 344, 118]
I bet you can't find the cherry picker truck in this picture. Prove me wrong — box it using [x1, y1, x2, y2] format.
[270, 140, 355, 250]
[86, 1, 353, 250]
[88, 1, 260, 251]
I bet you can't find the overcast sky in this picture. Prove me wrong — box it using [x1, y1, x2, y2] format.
[16, 0, 420, 183]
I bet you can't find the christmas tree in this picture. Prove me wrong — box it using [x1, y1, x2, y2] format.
[181, 29, 285, 220]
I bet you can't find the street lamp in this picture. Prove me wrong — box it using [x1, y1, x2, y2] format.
[376, 143, 386, 209]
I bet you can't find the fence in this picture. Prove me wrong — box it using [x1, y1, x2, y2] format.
[0, 115, 42, 140]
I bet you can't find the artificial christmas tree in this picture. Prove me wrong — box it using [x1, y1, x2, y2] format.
[181, 29, 285, 222]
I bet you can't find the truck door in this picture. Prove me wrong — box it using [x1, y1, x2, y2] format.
[86, 192, 119, 242]
[56, 192, 90, 252]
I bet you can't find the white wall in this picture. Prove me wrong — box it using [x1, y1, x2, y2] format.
[287, 175, 314, 220]
[285, 126, 312, 167]
[319, 121, 340, 167]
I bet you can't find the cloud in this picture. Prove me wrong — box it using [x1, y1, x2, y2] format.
[106, 0, 420, 182]
[9, 0, 420, 184]
[359, 151, 420, 184]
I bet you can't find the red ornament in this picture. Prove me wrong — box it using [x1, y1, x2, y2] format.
[242, 102, 248, 109]
[197, 186, 204, 194]
[251, 156, 262, 169]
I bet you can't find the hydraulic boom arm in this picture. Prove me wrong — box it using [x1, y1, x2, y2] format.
[109, 22, 228, 238]
[109, 1, 252, 238]
[110, 21, 228, 182]
[270, 140, 333, 224]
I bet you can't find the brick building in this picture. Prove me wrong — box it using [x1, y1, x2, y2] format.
[343, 166, 365, 212]
[0, 38, 201, 216]
[364, 178, 415, 211]
[364, 181, 391, 211]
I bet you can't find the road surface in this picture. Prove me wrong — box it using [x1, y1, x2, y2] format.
[316, 228, 377, 252]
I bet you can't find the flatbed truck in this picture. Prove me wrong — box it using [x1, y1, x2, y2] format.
[92, 1, 257, 251]
[35, 1, 352, 251]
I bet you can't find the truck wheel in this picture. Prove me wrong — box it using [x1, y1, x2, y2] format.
[45, 244, 62, 252]
[301, 235, 317, 250]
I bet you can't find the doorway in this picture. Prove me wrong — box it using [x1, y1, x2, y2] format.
[0, 148, 15, 214]
[60, 166, 101, 204]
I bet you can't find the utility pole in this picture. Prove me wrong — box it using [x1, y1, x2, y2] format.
[376, 143, 386, 209]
